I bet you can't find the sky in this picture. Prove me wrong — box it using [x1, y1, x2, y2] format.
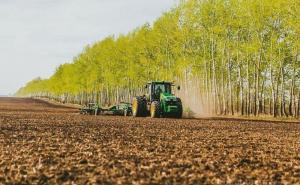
[0, 0, 178, 95]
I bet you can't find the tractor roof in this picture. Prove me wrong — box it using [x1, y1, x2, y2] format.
[147, 81, 173, 84]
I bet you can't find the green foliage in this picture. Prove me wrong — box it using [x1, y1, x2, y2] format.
[17, 0, 300, 117]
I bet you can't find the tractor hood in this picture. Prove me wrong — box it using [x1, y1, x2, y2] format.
[160, 93, 178, 101]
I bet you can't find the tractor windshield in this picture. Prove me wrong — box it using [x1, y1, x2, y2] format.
[154, 83, 171, 97]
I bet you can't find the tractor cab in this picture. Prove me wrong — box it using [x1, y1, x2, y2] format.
[146, 82, 171, 102]
[145, 82, 180, 102]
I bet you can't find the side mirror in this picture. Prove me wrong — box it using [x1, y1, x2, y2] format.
[177, 86, 181, 90]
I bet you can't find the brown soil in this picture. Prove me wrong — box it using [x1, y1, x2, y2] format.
[0, 97, 299, 184]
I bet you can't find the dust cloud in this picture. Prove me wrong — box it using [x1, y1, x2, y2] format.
[176, 79, 213, 118]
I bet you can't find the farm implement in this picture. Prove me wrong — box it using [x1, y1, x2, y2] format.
[80, 102, 132, 116]
[80, 103, 100, 115]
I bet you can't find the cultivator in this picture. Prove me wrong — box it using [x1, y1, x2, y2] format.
[80, 103, 100, 115]
[80, 102, 132, 116]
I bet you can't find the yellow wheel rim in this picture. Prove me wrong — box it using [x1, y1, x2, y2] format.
[133, 99, 138, 114]
[151, 103, 155, 117]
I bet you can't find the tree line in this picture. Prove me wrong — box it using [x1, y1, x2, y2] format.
[17, 0, 300, 117]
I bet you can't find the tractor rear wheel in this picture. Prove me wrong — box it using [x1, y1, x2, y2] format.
[175, 98, 183, 118]
[132, 97, 147, 117]
[150, 101, 160, 118]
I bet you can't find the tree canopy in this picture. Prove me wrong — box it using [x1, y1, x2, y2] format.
[17, 0, 300, 117]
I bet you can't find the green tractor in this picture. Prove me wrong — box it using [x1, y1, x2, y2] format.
[132, 81, 183, 118]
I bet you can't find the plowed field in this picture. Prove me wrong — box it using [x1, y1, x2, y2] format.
[0, 98, 300, 184]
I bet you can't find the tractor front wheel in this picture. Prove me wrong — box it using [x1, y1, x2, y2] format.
[132, 97, 147, 117]
[150, 101, 160, 118]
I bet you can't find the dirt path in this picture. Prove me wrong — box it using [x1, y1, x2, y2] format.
[0, 97, 300, 184]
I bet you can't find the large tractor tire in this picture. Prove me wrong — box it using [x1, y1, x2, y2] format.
[132, 97, 147, 117]
[150, 101, 161, 118]
[175, 98, 183, 119]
